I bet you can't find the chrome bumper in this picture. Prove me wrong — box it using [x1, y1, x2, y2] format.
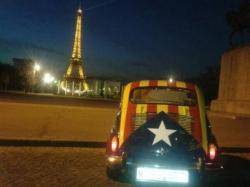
[205, 162, 223, 171]
[106, 156, 123, 169]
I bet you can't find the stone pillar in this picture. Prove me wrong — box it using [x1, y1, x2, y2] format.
[211, 45, 250, 116]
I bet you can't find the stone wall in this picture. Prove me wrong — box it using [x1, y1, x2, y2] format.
[211, 45, 250, 116]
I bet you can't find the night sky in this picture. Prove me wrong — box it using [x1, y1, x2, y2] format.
[0, 0, 240, 80]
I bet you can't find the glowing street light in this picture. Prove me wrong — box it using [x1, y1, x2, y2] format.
[34, 63, 41, 72]
[168, 76, 174, 83]
[43, 73, 55, 84]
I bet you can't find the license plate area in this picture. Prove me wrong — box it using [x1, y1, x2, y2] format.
[136, 167, 189, 183]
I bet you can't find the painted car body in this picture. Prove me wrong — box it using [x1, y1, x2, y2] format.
[106, 80, 222, 184]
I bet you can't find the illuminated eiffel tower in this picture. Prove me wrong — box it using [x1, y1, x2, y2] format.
[62, 3, 88, 95]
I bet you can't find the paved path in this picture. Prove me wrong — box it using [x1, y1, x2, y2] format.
[0, 147, 129, 187]
[0, 147, 249, 186]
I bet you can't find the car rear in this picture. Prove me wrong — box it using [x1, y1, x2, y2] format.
[106, 80, 221, 184]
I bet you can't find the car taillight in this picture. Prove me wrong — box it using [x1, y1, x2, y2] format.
[208, 144, 217, 160]
[111, 136, 119, 153]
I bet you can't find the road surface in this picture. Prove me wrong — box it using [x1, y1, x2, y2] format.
[0, 92, 249, 186]
[0, 147, 129, 186]
[0, 146, 249, 186]
[0, 92, 119, 142]
[0, 92, 119, 108]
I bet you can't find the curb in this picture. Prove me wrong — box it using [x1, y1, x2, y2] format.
[0, 140, 106, 148]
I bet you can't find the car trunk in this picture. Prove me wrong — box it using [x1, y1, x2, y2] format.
[121, 112, 204, 169]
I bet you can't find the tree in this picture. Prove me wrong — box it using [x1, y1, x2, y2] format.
[187, 65, 220, 105]
[0, 62, 25, 91]
[0, 72, 10, 90]
[13, 58, 34, 93]
[0, 63, 12, 90]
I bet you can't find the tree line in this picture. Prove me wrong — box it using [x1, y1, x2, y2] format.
[0, 61, 34, 92]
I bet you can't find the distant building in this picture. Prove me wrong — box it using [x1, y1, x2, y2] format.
[87, 77, 123, 98]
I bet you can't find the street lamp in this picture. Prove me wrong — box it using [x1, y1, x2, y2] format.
[32, 63, 41, 92]
[43, 73, 55, 84]
[34, 63, 41, 72]
[168, 76, 174, 83]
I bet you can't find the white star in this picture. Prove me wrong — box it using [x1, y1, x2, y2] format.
[148, 121, 177, 146]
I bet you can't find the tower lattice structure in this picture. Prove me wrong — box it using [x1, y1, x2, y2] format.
[63, 5, 88, 94]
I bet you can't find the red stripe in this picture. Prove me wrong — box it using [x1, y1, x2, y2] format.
[185, 83, 201, 142]
[189, 106, 202, 143]
[186, 83, 195, 90]
[131, 81, 140, 89]
[147, 104, 157, 113]
[149, 80, 158, 87]
[124, 102, 136, 140]
[168, 81, 176, 88]
[168, 105, 178, 114]
[124, 82, 140, 140]
[147, 104, 157, 121]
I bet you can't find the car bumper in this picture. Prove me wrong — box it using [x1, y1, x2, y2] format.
[106, 155, 123, 169]
[205, 161, 224, 179]
[106, 155, 204, 184]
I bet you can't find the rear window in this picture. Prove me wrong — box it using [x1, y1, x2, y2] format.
[130, 87, 197, 106]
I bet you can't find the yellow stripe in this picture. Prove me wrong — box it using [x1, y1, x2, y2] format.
[139, 80, 149, 87]
[157, 105, 168, 113]
[135, 81, 149, 118]
[157, 80, 168, 87]
[178, 106, 190, 116]
[136, 104, 147, 114]
[119, 83, 131, 146]
[195, 86, 208, 153]
[176, 81, 187, 88]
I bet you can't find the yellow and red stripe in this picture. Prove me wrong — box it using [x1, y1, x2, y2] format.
[119, 80, 207, 152]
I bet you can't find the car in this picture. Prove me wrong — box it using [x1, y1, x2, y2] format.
[106, 80, 222, 185]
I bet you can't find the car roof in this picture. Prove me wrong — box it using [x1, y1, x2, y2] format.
[126, 80, 196, 91]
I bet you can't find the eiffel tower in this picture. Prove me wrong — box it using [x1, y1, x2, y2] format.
[62, 3, 88, 95]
